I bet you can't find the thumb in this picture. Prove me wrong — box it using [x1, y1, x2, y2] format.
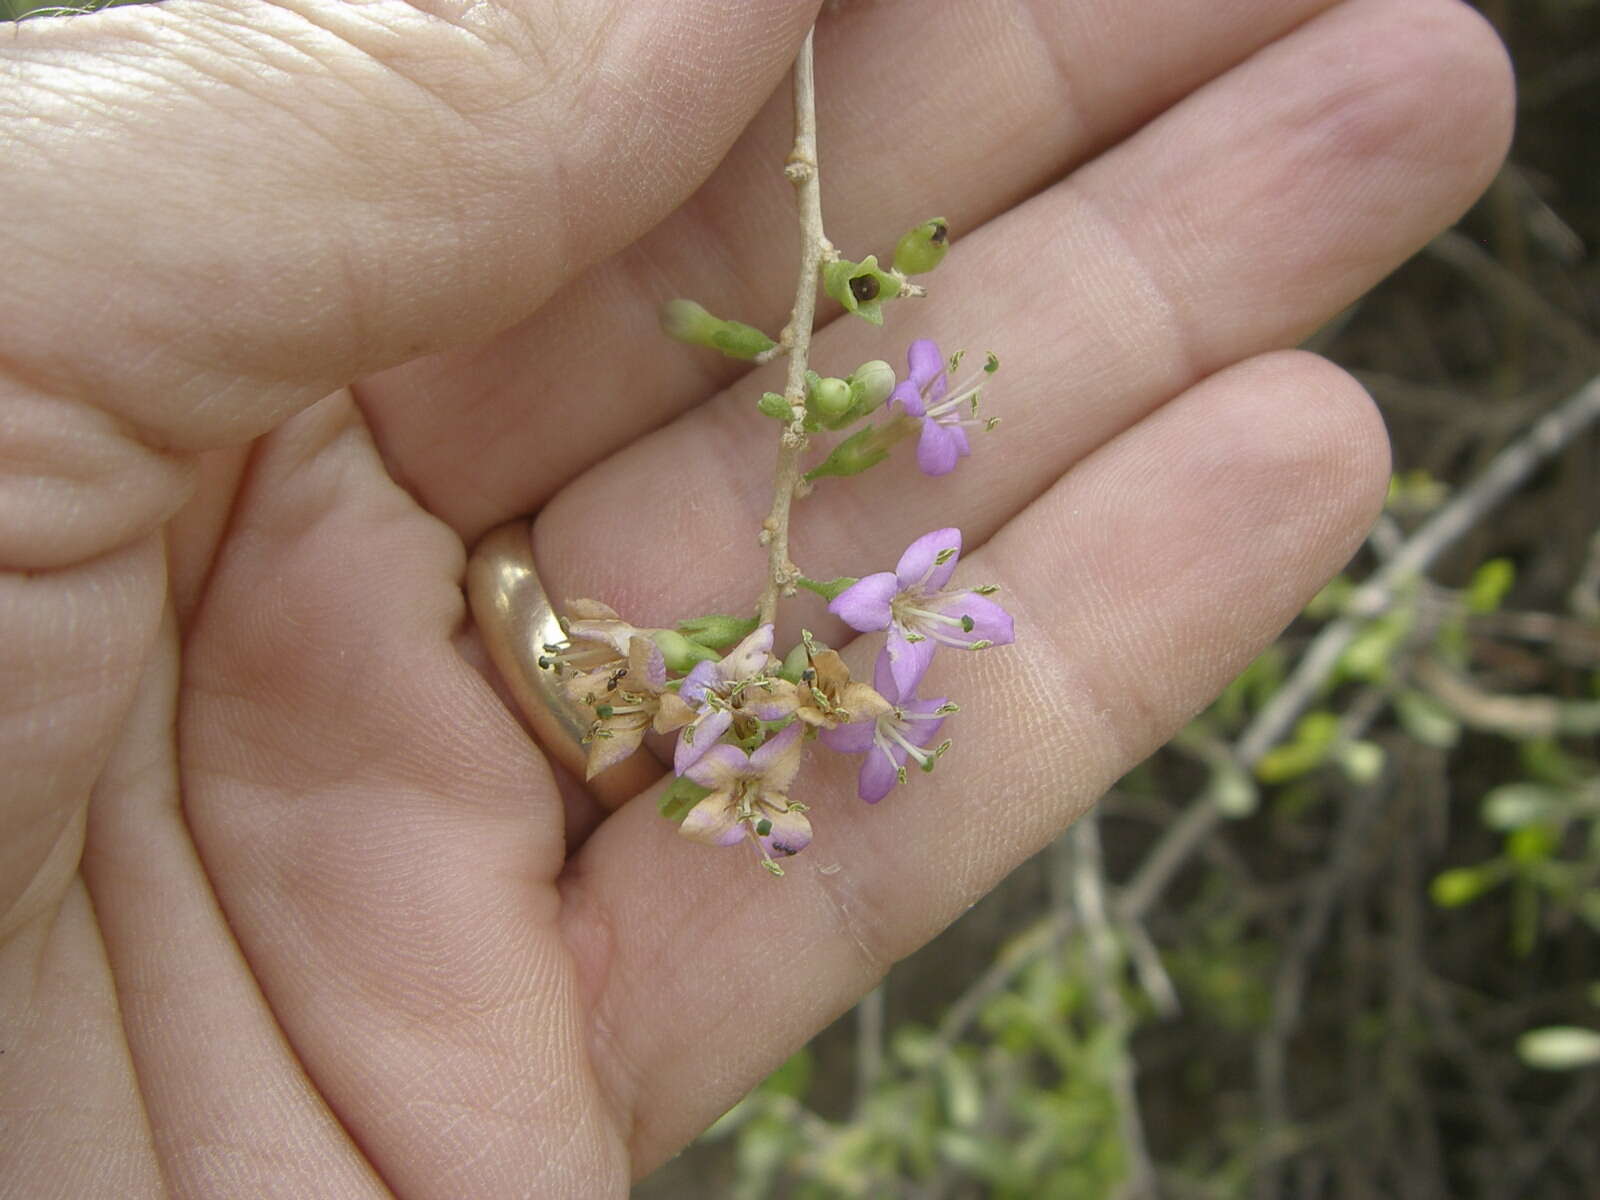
[0, 0, 815, 941]
[1, 0, 818, 447]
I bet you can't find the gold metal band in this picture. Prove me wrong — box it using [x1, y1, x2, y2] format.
[466, 520, 660, 810]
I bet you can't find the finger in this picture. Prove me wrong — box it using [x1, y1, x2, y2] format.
[1, 0, 819, 447]
[177, 395, 632, 1195]
[561, 350, 1391, 1171]
[359, 0, 1353, 534]
[530, 0, 1511, 629]
[82, 610, 391, 1198]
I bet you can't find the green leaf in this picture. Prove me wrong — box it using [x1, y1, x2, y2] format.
[1482, 783, 1566, 830]
[658, 775, 711, 824]
[757, 391, 792, 421]
[1430, 864, 1499, 908]
[1507, 824, 1559, 865]
[1394, 688, 1461, 749]
[1254, 711, 1341, 783]
[1465, 557, 1516, 614]
[795, 575, 858, 602]
[1517, 1026, 1600, 1070]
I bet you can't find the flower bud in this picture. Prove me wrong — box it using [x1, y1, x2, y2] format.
[676, 613, 759, 652]
[822, 256, 898, 326]
[807, 376, 853, 426]
[650, 629, 720, 672]
[847, 359, 895, 414]
[777, 641, 811, 682]
[892, 218, 950, 275]
[804, 426, 890, 480]
[660, 298, 775, 359]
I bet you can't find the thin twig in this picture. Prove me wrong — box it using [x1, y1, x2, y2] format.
[1119, 373, 1600, 922]
[1069, 815, 1159, 1199]
[852, 983, 885, 1117]
[757, 29, 826, 627]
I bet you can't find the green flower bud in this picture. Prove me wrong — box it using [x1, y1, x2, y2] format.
[808, 376, 853, 426]
[822, 255, 898, 326]
[847, 360, 895, 415]
[777, 641, 810, 682]
[659, 298, 775, 360]
[649, 629, 720, 672]
[758, 391, 793, 421]
[892, 217, 950, 275]
[805, 426, 890, 480]
[675, 613, 759, 652]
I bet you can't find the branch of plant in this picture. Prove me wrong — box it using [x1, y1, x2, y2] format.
[1119, 371, 1600, 923]
[1067, 815, 1159, 1200]
[757, 27, 825, 628]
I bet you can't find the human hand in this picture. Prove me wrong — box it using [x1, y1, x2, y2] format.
[0, 1, 1511, 1194]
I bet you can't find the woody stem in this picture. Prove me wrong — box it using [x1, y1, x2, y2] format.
[757, 27, 823, 628]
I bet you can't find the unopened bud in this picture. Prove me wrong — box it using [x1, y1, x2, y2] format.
[892, 218, 950, 275]
[660, 298, 775, 360]
[758, 391, 793, 421]
[675, 614, 759, 652]
[650, 629, 720, 672]
[807, 376, 853, 426]
[847, 360, 895, 414]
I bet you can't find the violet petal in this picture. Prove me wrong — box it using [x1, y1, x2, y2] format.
[820, 718, 876, 755]
[858, 745, 902, 803]
[905, 338, 944, 389]
[940, 592, 1015, 647]
[676, 708, 734, 775]
[829, 571, 898, 632]
[679, 792, 745, 847]
[759, 804, 813, 858]
[888, 379, 926, 418]
[916, 417, 963, 476]
[895, 528, 962, 591]
[885, 625, 937, 698]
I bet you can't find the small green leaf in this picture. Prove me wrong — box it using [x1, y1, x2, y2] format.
[658, 775, 711, 824]
[758, 391, 792, 421]
[1465, 557, 1516, 615]
[1517, 1026, 1600, 1071]
[1507, 824, 1559, 865]
[795, 576, 857, 602]
[1482, 783, 1566, 830]
[1336, 739, 1386, 785]
[1430, 865, 1498, 908]
[1394, 688, 1461, 749]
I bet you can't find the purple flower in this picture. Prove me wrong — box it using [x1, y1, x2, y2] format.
[888, 339, 997, 476]
[670, 623, 785, 774]
[680, 723, 811, 871]
[828, 528, 1015, 696]
[820, 653, 953, 803]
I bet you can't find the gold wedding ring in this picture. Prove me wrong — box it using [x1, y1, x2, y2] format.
[466, 520, 661, 810]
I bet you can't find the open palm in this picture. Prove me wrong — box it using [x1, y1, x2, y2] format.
[1, 1, 1511, 1195]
